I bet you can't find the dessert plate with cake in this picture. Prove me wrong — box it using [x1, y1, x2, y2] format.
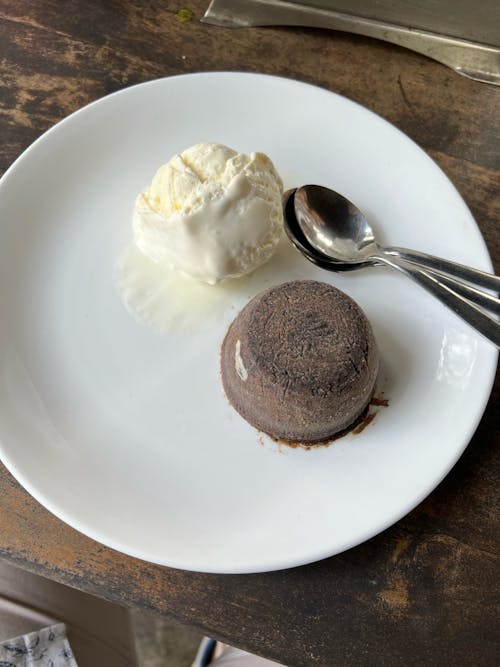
[0, 73, 496, 573]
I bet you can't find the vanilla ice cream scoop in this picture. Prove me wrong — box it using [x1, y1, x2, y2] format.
[133, 143, 284, 284]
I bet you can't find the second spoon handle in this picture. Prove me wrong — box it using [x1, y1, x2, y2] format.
[374, 254, 500, 347]
[386, 246, 500, 292]
[396, 264, 500, 315]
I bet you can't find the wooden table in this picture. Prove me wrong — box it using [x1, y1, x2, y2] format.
[0, 2, 498, 665]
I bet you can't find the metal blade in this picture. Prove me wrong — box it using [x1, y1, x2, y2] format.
[202, 0, 500, 85]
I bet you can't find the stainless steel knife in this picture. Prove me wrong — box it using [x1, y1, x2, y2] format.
[202, 0, 500, 85]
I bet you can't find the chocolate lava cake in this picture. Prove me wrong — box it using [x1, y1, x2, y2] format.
[220, 280, 379, 443]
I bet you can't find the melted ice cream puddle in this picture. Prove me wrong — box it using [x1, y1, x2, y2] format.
[114, 244, 229, 331]
[114, 237, 313, 333]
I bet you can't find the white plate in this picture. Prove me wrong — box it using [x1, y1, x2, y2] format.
[0, 73, 496, 574]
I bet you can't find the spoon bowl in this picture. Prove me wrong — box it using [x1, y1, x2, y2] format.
[294, 185, 377, 263]
[282, 189, 369, 272]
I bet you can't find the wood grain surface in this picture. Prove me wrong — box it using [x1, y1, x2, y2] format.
[0, 1, 498, 665]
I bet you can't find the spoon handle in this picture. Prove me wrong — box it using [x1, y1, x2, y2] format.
[408, 269, 500, 315]
[374, 254, 500, 347]
[385, 246, 500, 292]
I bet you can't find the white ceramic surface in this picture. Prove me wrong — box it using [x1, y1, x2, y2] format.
[0, 73, 496, 573]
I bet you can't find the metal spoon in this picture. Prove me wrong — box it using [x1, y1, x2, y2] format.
[283, 188, 500, 347]
[285, 188, 500, 310]
[295, 185, 500, 301]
